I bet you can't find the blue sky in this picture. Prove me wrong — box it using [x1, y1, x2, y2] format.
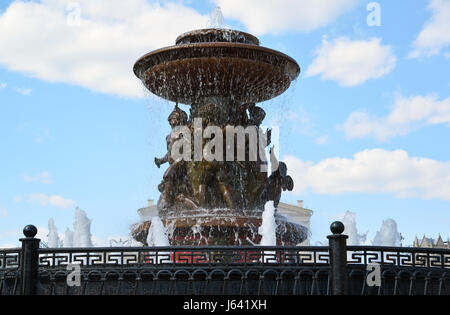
[0, 0, 449, 247]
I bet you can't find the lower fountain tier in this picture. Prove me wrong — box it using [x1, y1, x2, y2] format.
[131, 209, 308, 246]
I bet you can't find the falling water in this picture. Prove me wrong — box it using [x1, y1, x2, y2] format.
[259, 202, 277, 246]
[372, 219, 402, 247]
[48, 219, 60, 248]
[73, 207, 93, 247]
[64, 228, 74, 248]
[147, 216, 170, 247]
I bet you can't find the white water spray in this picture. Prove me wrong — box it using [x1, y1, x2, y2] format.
[73, 207, 93, 247]
[341, 211, 368, 246]
[259, 202, 277, 246]
[48, 218, 60, 248]
[207, 6, 226, 28]
[373, 219, 402, 247]
[63, 228, 74, 248]
[147, 216, 170, 247]
[337, 212, 402, 247]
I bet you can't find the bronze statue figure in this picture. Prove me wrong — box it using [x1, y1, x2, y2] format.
[155, 105, 198, 213]
[155, 104, 188, 168]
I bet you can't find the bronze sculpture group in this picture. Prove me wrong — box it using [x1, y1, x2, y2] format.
[154, 103, 294, 216]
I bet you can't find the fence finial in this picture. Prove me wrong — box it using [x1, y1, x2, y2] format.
[330, 221, 345, 235]
[23, 225, 38, 238]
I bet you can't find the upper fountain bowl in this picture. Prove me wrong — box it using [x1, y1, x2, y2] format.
[175, 28, 260, 46]
[134, 28, 301, 105]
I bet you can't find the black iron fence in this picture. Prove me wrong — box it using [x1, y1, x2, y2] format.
[1, 223, 449, 295]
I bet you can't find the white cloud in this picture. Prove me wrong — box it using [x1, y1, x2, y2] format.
[28, 193, 77, 209]
[215, 0, 359, 35]
[0, 82, 6, 88]
[0, 0, 209, 98]
[306, 37, 396, 86]
[15, 87, 32, 95]
[23, 171, 53, 184]
[409, 0, 450, 58]
[285, 149, 450, 200]
[341, 94, 450, 141]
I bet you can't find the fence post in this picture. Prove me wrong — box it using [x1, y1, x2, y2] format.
[20, 225, 40, 295]
[327, 221, 349, 295]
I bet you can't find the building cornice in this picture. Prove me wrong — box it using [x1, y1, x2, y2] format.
[278, 202, 313, 216]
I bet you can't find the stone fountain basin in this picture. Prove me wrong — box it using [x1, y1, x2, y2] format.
[175, 28, 261, 46]
[131, 209, 308, 246]
[133, 42, 300, 105]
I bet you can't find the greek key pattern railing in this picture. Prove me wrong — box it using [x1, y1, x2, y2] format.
[2, 246, 450, 295]
[347, 246, 450, 269]
[37, 246, 331, 268]
[34, 246, 450, 295]
[0, 249, 21, 270]
[34, 246, 450, 269]
[34, 247, 333, 295]
[0, 249, 21, 295]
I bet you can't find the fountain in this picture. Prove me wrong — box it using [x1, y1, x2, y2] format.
[131, 23, 307, 246]
[373, 219, 403, 247]
[73, 207, 93, 247]
[47, 219, 60, 248]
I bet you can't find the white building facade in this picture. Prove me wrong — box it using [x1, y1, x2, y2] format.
[277, 200, 313, 246]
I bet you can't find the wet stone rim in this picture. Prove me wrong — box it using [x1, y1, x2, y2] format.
[134, 43, 301, 83]
[175, 28, 261, 46]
